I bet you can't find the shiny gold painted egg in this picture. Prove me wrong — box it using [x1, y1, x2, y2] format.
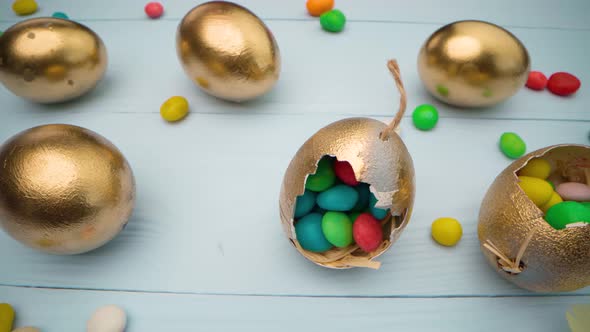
[0, 124, 136, 254]
[417, 20, 530, 108]
[176, 1, 281, 102]
[478, 145, 590, 292]
[280, 118, 415, 269]
[0, 18, 108, 103]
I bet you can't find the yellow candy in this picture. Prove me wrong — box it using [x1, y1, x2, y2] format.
[431, 217, 462, 247]
[517, 176, 553, 207]
[540, 191, 563, 213]
[519, 158, 551, 179]
[0, 303, 15, 332]
[12, 0, 38, 16]
[160, 96, 189, 122]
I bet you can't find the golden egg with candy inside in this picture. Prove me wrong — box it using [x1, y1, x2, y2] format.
[0, 124, 136, 254]
[0, 18, 107, 103]
[280, 116, 415, 269]
[417, 20, 530, 108]
[478, 144, 590, 292]
[176, 1, 281, 102]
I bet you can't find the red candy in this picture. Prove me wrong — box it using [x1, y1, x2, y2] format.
[145, 2, 164, 19]
[352, 213, 383, 252]
[334, 160, 358, 186]
[547, 72, 581, 96]
[525, 71, 547, 91]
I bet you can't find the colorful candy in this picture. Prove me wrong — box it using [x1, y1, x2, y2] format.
[547, 72, 581, 96]
[0, 303, 15, 332]
[294, 190, 316, 218]
[334, 160, 358, 185]
[160, 96, 189, 122]
[525, 71, 547, 91]
[431, 217, 463, 246]
[499, 132, 526, 159]
[295, 213, 333, 252]
[145, 2, 164, 19]
[519, 158, 551, 179]
[320, 9, 346, 32]
[305, 156, 336, 191]
[12, 0, 37, 15]
[322, 212, 353, 247]
[306, 0, 334, 16]
[545, 201, 590, 230]
[87, 305, 127, 332]
[317, 184, 359, 211]
[540, 191, 563, 213]
[369, 194, 388, 220]
[518, 176, 553, 207]
[52, 11, 69, 19]
[353, 213, 383, 252]
[412, 104, 439, 131]
[556, 182, 590, 202]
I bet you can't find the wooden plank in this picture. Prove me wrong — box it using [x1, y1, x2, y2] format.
[1, 0, 589, 30]
[0, 112, 587, 296]
[0, 20, 587, 121]
[1, 285, 587, 331]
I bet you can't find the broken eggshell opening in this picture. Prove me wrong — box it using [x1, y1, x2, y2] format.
[478, 144, 590, 292]
[279, 117, 415, 269]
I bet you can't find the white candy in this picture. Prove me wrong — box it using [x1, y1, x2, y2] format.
[12, 328, 40, 332]
[87, 305, 127, 332]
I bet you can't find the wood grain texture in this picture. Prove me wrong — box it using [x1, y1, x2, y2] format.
[2, 286, 588, 332]
[0, 0, 588, 330]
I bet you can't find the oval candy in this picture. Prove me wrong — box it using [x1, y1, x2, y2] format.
[321, 212, 353, 247]
[295, 213, 333, 252]
[547, 72, 581, 96]
[519, 158, 551, 179]
[334, 160, 358, 185]
[500, 132, 526, 159]
[317, 184, 359, 211]
[556, 182, 590, 202]
[369, 194, 389, 220]
[540, 191, 563, 213]
[305, 156, 336, 192]
[545, 201, 590, 230]
[353, 213, 383, 252]
[294, 190, 316, 218]
[517, 176, 553, 207]
[0, 303, 15, 332]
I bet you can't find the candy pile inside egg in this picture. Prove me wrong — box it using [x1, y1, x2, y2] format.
[294, 156, 388, 254]
[517, 156, 590, 229]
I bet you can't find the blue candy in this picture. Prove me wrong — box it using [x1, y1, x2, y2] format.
[294, 190, 316, 218]
[369, 193, 389, 220]
[352, 183, 370, 211]
[317, 184, 359, 211]
[295, 213, 333, 252]
[52, 11, 69, 19]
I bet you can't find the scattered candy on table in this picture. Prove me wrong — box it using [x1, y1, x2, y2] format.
[145, 1, 164, 19]
[306, 0, 334, 16]
[12, 0, 37, 15]
[52, 11, 69, 19]
[293, 156, 389, 253]
[412, 104, 439, 131]
[160, 96, 189, 122]
[0, 303, 15, 332]
[547, 72, 581, 96]
[431, 217, 462, 247]
[499, 132, 526, 159]
[525, 71, 547, 91]
[87, 305, 127, 332]
[320, 9, 346, 32]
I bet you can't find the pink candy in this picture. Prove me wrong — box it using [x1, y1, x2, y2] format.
[556, 182, 590, 202]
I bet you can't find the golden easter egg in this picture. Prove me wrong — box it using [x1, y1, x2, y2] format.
[0, 124, 136, 254]
[0, 18, 108, 103]
[280, 118, 415, 269]
[176, 1, 281, 102]
[478, 145, 590, 292]
[417, 20, 530, 108]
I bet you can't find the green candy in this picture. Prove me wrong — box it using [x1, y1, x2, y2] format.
[545, 201, 590, 230]
[499, 132, 526, 159]
[0, 303, 15, 332]
[581, 202, 590, 209]
[321, 212, 353, 247]
[412, 104, 439, 131]
[320, 9, 346, 33]
[305, 156, 336, 192]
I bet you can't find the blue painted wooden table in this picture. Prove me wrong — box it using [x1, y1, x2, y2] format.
[1, 0, 589, 330]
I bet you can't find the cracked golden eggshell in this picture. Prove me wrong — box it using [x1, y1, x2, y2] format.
[280, 118, 415, 269]
[478, 145, 590, 292]
[176, 1, 281, 102]
[0, 18, 108, 103]
[417, 20, 530, 108]
[0, 124, 136, 254]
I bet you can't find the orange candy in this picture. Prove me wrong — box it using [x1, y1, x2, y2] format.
[306, 0, 334, 17]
